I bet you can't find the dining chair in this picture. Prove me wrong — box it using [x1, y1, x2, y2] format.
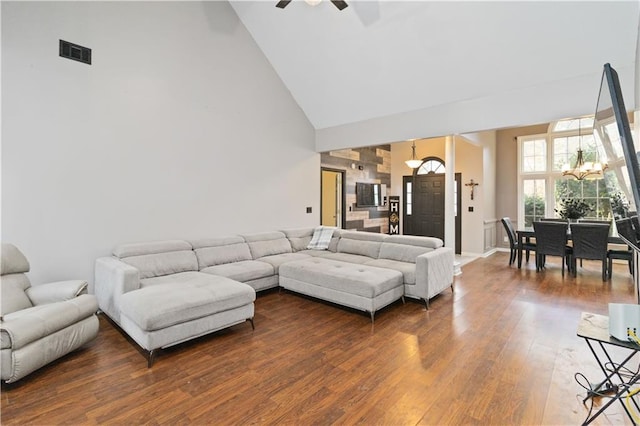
[578, 219, 612, 225]
[570, 222, 610, 280]
[540, 217, 568, 222]
[607, 247, 633, 279]
[532, 221, 572, 275]
[501, 217, 535, 266]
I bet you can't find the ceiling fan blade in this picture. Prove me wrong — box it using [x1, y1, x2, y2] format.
[276, 0, 292, 9]
[330, 0, 348, 10]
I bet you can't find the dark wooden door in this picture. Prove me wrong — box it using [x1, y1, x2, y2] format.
[413, 174, 445, 240]
[404, 174, 444, 240]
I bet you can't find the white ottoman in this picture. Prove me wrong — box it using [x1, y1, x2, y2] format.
[279, 258, 404, 322]
[119, 274, 255, 366]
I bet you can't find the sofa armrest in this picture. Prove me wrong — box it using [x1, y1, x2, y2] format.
[94, 257, 140, 322]
[26, 280, 88, 306]
[415, 247, 454, 299]
[1, 294, 98, 350]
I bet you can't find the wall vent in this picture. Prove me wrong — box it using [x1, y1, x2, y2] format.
[59, 40, 91, 65]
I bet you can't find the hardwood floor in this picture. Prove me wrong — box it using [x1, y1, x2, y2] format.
[2, 252, 638, 425]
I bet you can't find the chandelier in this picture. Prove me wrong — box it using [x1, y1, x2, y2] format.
[561, 121, 608, 180]
[405, 140, 423, 169]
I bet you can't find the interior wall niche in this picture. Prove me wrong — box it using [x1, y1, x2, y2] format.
[321, 145, 391, 233]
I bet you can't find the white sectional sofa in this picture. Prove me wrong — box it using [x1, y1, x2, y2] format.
[94, 228, 454, 365]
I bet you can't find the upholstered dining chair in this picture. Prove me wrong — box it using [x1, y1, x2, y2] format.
[570, 222, 611, 281]
[1, 243, 99, 383]
[501, 217, 536, 266]
[607, 217, 635, 279]
[532, 221, 572, 275]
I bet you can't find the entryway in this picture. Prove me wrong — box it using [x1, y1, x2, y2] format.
[402, 157, 461, 254]
[320, 168, 345, 228]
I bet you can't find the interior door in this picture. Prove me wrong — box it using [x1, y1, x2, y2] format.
[321, 169, 344, 228]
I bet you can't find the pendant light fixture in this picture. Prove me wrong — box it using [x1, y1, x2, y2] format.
[405, 140, 423, 169]
[561, 120, 608, 180]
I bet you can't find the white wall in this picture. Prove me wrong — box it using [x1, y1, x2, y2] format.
[315, 64, 637, 153]
[1, 2, 318, 286]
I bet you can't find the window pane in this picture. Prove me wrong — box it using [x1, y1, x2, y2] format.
[522, 139, 546, 172]
[523, 179, 545, 226]
[554, 178, 613, 220]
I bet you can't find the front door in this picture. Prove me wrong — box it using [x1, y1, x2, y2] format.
[412, 174, 445, 240]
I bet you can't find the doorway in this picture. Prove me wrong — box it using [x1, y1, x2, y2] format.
[402, 159, 462, 254]
[321, 168, 345, 228]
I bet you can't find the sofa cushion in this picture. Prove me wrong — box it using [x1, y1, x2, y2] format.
[1, 243, 30, 275]
[257, 253, 310, 273]
[282, 228, 314, 252]
[120, 275, 255, 331]
[0, 274, 33, 316]
[319, 252, 375, 264]
[385, 235, 443, 249]
[241, 232, 292, 259]
[200, 261, 274, 282]
[122, 250, 199, 280]
[378, 243, 433, 264]
[337, 231, 385, 258]
[113, 240, 192, 258]
[191, 237, 252, 269]
[365, 259, 416, 285]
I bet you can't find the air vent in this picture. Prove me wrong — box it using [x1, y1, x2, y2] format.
[59, 40, 91, 65]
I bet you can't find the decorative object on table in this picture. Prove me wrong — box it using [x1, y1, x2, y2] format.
[465, 179, 479, 200]
[555, 194, 592, 220]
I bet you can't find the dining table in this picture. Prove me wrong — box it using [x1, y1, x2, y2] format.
[515, 226, 626, 269]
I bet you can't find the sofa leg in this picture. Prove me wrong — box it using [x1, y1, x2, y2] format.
[247, 318, 255, 330]
[369, 311, 375, 323]
[422, 298, 429, 310]
[401, 296, 405, 304]
[147, 349, 157, 368]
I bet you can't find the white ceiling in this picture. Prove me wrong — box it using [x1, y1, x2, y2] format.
[230, 0, 639, 132]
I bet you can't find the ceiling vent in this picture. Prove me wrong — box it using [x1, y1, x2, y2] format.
[59, 40, 91, 65]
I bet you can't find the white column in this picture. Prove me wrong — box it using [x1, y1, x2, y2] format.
[445, 135, 455, 249]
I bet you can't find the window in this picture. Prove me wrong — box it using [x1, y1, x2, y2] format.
[417, 158, 445, 175]
[406, 181, 412, 215]
[517, 116, 634, 226]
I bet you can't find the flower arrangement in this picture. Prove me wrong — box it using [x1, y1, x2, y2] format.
[555, 196, 592, 220]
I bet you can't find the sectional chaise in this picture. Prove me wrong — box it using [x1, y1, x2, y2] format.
[94, 228, 454, 365]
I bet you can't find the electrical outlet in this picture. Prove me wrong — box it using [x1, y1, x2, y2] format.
[503, 236, 509, 243]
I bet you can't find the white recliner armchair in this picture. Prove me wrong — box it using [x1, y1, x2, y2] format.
[1, 243, 99, 383]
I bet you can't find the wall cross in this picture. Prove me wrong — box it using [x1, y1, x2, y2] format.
[465, 179, 479, 200]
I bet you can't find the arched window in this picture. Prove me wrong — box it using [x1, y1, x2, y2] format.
[518, 116, 615, 226]
[416, 157, 445, 175]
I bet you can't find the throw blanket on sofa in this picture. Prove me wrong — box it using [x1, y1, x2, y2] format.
[307, 226, 336, 250]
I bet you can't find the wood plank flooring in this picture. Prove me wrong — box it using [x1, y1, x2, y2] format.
[2, 252, 638, 425]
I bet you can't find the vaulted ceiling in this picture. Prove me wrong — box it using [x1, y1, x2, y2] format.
[231, 0, 639, 134]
